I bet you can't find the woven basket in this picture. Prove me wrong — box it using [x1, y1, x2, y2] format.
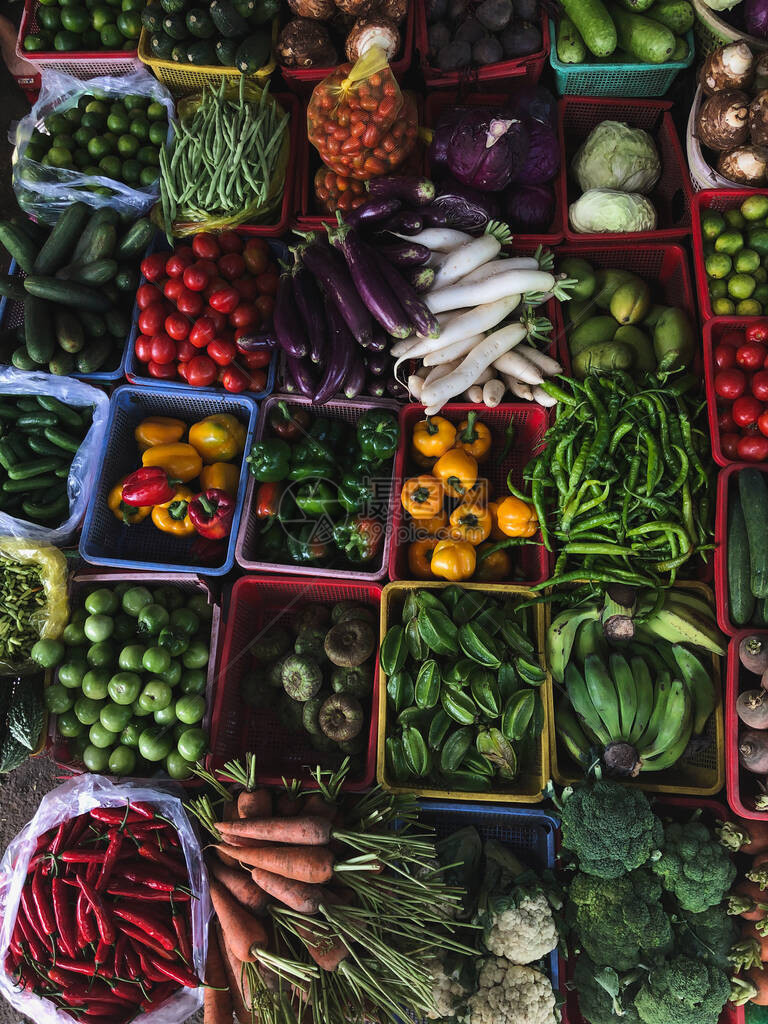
[693, 0, 768, 56]
[686, 85, 763, 192]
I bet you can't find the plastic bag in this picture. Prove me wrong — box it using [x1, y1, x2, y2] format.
[0, 538, 68, 672]
[12, 66, 175, 224]
[308, 46, 418, 180]
[0, 368, 109, 546]
[0, 774, 209, 1024]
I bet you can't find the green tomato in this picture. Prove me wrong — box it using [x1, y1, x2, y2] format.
[175, 694, 205, 725]
[118, 644, 146, 672]
[45, 684, 74, 715]
[32, 638, 65, 669]
[62, 621, 87, 646]
[182, 642, 209, 670]
[138, 726, 174, 762]
[186, 593, 212, 622]
[158, 627, 188, 657]
[89, 722, 117, 749]
[108, 746, 136, 775]
[57, 710, 85, 738]
[177, 727, 208, 762]
[131, 698, 153, 718]
[85, 588, 120, 616]
[169, 608, 200, 637]
[100, 702, 133, 733]
[87, 641, 115, 668]
[82, 668, 111, 701]
[58, 660, 88, 690]
[112, 582, 132, 598]
[107, 671, 142, 706]
[152, 585, 185, 611]
[74, 696, 105, 726]
[120, 721, 142, 748]
[82, 744, 110, 771]
[179, 669, 206, 695]
[122, 585, 153, 617]
[157, 659, 182, 687]
[142, 646, 171, 675]
[154, 703, 177, 726]
[137, 680, 172, 713]
[71, 607, 88, 624]
[84, 613, 114, 643]
[68, 734, 89, 762]
[138, 604, 170, 637]
[165, 750, 192, 780]
[113, 614, 137, 643]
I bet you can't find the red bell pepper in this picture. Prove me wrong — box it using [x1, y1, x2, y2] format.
[188, 488, 235, 539]
[256, 480, 282, 518]
[189, 534, 226, 566]
[121, 467, 178, 507]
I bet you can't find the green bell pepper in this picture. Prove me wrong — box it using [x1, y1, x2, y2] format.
[295, 480, 339, 518]
[287, 523, 329, 565]
[356, 410, 399, 461]
[288, 439, 336, 481]
[259, 519, 287, 558]
[333, 516, 383, 563]
[247, 440, 291, 482]
[338, 467, 375, 514]
[310, 418, 346, 448]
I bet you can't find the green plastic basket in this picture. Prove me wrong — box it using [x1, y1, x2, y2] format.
[549, 20, 695, 97]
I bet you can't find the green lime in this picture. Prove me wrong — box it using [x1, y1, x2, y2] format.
[714, 230, 743, 255]
[147, 101, 166, 122]
[116, 10, 141, 36]
[83, 165, 103, 176]
[32, 638, 65, 669]
[61, 7, 90, 32]
[728, 273, 756, 300]
[100, 22, 122, 45]
[53, 30, 80, 50]
[725, 208, 747, 229]
[87, 135, 110, 159]
[712, 297, 736, 315]
[107, 108, 129, 133]
[700, 209, 725, 241]
[90, 5, 114, 30]
[709, 279, 728, 300]
[756, 267, 768, 283]
[81, 111, 106, 132]
[139, 166, 158, 186]
[46, 685, 75, 716]
[736, 249, 761, 274]
[755, 283, 768, 305]
[137, 144, 159, 165]
[73, 126, 92, 147]
[116, 134, 139, 158]
[38, 7, 62, 30]
[57, 710, 85, 738]
[47, 146, 73, 169]
[148, 121, 166, 145]
[83, 744, 110, 771]
[705, 252, 731, 279]
[102, 130, 118, 149]
[129, 118, 149, 141]
[52, 133, 76, 152]
[738, 299, 763, 315]
[23, 34, 48, 51]
[742, 195, 768, 221]
[124, 93, 147, 110]
[99, 155, 122, 178]
[46, 112, 71, 136]
[121, 159, 141, 183]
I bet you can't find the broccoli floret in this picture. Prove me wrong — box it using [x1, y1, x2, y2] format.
[633, 954, 730, 1024]
[556, 780, 663, 879]
[675, 904, 740, 971]
[567, 868, 673, 971]
[573, 958, 641, 1024]
[651, 820, 737, 913]
[747, 1005, 768, 1024]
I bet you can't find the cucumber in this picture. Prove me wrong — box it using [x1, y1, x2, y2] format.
[615, 0, 655, 9]
[104, 308, 129, 337]
[23, 275, 111, 313]
[0, 221, 40, 274]
[215, 37, 238, 64]
[608, 3, 675, 62]
[671, 35, 688, 60]
[0, 276, 27, 302]
[115, 218, 154, 260]
[79, 310, 106, 338]
[54, 310, 85, 354]
[24, 297, 56, 364]
[8, 214, 49, 248]
[48, 351, 77, 376]
[557, 17, 587, 63]
[210, 0, 249, 37]
[235, 32, 269, 73]
[59, 258, 118, 287]
[560, 0, 617, 56]
[739, 469, 768, 599]
[71, 209, 119, 264]
[32, 202, 89, 275]
[11, 346, 40, 371]
[728, 488, 754, 626]
[76, 338, 113, 374]
[647, 0, 694, 33]
[186, 7, 215, 36]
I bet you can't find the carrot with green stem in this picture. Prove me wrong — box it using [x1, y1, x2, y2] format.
[250, 868, 326, 914]
[216, 816, 332, 846]
[210, 860, 269, 914]
[203, 925, 233, 1024]
[217, 924, 253, 1024]
[209, 878, 269, 963]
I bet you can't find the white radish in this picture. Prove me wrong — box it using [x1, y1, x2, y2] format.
[421, 323, 528, 413]
[424, 358, 462, 386]
[459, 256, 539, 287]
[408, 375, 424, 400]
[492, 350, 544, 385]
[474, 366, 496, 386]
[466, 386, 483, 404]
[514, 344, 563, 376]
[503, 375, 534, 401]
[532, 385, 557, 407]
[422, 333, 485, 367]
[426, 271, 557, 314]
[390, 295, 519, 362]
[483, 379, 505, 407]
[432, 235, 501, 291]
[397, 228, 473, 251]
[427, 251, 449, 270]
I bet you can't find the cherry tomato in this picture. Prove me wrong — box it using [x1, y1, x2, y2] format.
[239, 348, 272, 369]
[164, 278, 184, 302]
[713, 344, 737, 371]
[746, 322, 768, 344]
[737, 342, 768, 370]
[714, 368, 747, 400]
[733, 395, 764, 428]
[207, 337, 236, 366]
[192, 233, 220, 261]
[754, 370, 768, 401]
[255, 294, 275, 324]
[148, 360, 178, 380]
[718, 409, 736, 432]
[204, 277, 228, 302]
[186, 354, 217, 388]
[182, 263, 210, 293]
[140, 252, 167, 283]
[759, 411, 768, 438]
[165, 248, 195, 278]
[243, 246, 269, 276]
[256, 270, 279, 295]
[164, 313, 190, 341]
[176, 288, 204, 318]
[205, 309, 228, 334]
[738, 434, 768, 461]
[217, 253, 246, 281]
[176, 339, 195, 363]
[136, 283, 162, 311]
[209, 286, 240, 314]
[721, 433, 741, 458]
[189, 317, 217, 349]
[138, 304, 166, 336]
[150, 333, 176, 365]
[720, 329, 744, 348]
[220, 364, 249, 392]
[134, 334, 153, 363]
[230, 303, 260, 329]
[233, 277, 259, 301]
[177, 361, 188, 382]
[218, 231, 243, 254]
[246, 369, 267, 392]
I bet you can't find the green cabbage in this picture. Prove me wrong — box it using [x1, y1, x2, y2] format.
[569, 189, 658, 233]
[572, 121, 661, 195]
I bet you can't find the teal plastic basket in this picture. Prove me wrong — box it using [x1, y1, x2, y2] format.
[549, 21, 695, 97]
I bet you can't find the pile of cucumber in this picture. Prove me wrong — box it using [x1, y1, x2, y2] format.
[0, 203, 153, 376]
[556, 0, 693, 66]
[728, 469, 768, 629]
[142, 0, 275, 73]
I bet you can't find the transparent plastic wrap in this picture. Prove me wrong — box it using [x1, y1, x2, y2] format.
[0, 774, 210, 1024]
[0, 369, 109, 547]
[0, 538, 68, 674]
[11, 67, 175, 224]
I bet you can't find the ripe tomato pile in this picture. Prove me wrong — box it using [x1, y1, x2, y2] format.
[133, 232, 276, 392]
[713, 322, 768, 461]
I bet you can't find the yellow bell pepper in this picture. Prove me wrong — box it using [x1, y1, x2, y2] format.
[412, 415, 456, 459]
[200, 462, 240, 497]
[416, 509, 448, 537]
[410, 446, 438, 472]
[474, 542, 512, 581]
[430, 539, 476, 581]
[407, 537, 439, 579]
[453, 412, 492, 462]
[496, 495, 538, 538]
[449, 501, 492, 546]
[108, 475, 151, 525]
[401, 475, 443, 519]
[486, 501, 508, 541]
[433, 448, 478, 499]
[151, 486, 196, 535]
[188, 414, 246, 464]
[142, 443, 203, 484]
[134, 417, 187, 452]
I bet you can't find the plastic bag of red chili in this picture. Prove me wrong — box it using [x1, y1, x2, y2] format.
[307, 46, 418, 181]
[0, 774, 210, 1024]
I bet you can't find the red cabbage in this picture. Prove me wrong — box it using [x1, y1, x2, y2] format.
[503, 183, 555, 232]
[432, 179, 501, 230]
[447, 108, 529, 192]
[506, 83, 557, 127]
[511, 118, 560, 185]
[746, 0, 768, 37]
[429, 107, 467, 173]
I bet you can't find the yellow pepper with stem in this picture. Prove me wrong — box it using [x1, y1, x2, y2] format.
[453, 412, 492, 462]
[200, 462, 240, 498]
[401, 476, 443, 519]
[412, 415, 456, 459]
[151, 486, 196, 535]
[430, 539, 476, 581]
[134, 417, 187, 452]
[496, 495, 538, 538]
[188, 414, 246, 464]
[449, 502, 492, 545]
[408, 537, 439, 579]
[108, 476, 151, 525]
[433, 449, 478, 499]
[486, 501, 508, 541]
[142, 443, 202, 484]
[414, 509, 448, 537]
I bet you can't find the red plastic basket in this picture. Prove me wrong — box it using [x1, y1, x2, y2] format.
[703, 319, 761, 467]
[416, 5, 549, 89]
[726, 629, 768, 820]
[210, 575, 381, 790]
[388, 403, 550, 584]
[714, 463, 768, 635]
[559, 97, 692, 245]
[692, 189, 768, 322]
[16, 0, 140, 77]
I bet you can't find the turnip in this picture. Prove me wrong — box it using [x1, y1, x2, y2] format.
[741, 634, 768, 676]
[740, 728, 768, 774]
[738, 690, 768, 730]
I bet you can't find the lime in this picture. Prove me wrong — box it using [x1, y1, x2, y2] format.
[756, 267, 768, 283]
[709, 279, 728, 300]
[61, 7, 90, 32]
[48, 147, 74, 168]
[700, 209, 724, 241]
[124, 93, 147, 110]
[52, 133, 76, 152]
[728, 273, 756, 300]
[736, 249, 761, 274]
[32, 638, 65, 669]
[116, 10, 141, 36]
[83, 165, 103, 176]
[107, 111, 130, 135]
[148, 121, 166, 145]
[87, 135, 111, 159]
[755, 283, 768, 305]
[100, 23, 122, 46]
[64, 107, 82, 126]
[81, 111, 106, 132]
[91, 5, 113, 29]
[121, 158, 141, 183]
[45, 685, 75, 715]
[99, 155, 122, 179]
[137, 145, 159, 165]
[738, 299, 763, 315]
[46, 112, 71, 136]
[725, 208, 747, 229]
[139, 166, 158, 186]
[147, 101, 166, 122]
[714, 230, 743, 255]
[741, 195, 768, 221]
[23, 34, 48, 51]
[73, 126, 92, 147]
[102, 131, 118, 149]
[712, 297, 736, 315]
[123, 0, 143, 8]
[129, 118, 149, 141]
[705, 252, 731, 280]
[72, 149, 89, 168]
[53, 30, 80, 50]
[38, 7, 62, 30]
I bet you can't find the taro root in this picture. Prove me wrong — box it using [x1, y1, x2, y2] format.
[335, 605, 376, 626]
[294, 625, 327, 661]
[757, 53, 768, 92]
[476, 0, 513, 31]
[716, 145, 768, 185]
[751, 90, 768, 146]
[346, 15, 400, 61]
[473, 35, 503, 64]
[374, 0, 407, 23]
[287, 0, 336, 17]
[697, 90, 750, 151]
[334, 0, 378, 15]
[331, 663, 374, 698]
[324, 619, 376, 668]
[319, 693, 365, 741]
[740, 728, 768, 774]
[253, 626, 291, 664]
[700, 41, 755, 96]
[437, 39, 472, 69]
[281, 654, 323, 701]
[278, 18, 337, 67]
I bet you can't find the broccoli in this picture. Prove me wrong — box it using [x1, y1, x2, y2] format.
[633, 954, 730, 1024]
[573, 958, 641, 1024]
[674, 904, 740, 971]
[651, 820, 737, 913]
[554, 779, 663, 879]
[746, 1005, 768, 1024]
[567, 868, 673, 971]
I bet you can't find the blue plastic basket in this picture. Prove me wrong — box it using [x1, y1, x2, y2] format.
[124, 231, 280, 399]
[0, 258, 129, 383]
[549, 20, 695, 97]
[78, 384, 258, 576]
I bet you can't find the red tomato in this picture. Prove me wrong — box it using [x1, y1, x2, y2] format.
[150, 333, 176, 365]
[256, 270, 279, 296]
[207, 337, 236, 366]
[134, 334, 153, 363]
[746, 322, 768, 344]
[220, 364, 249, 392]
[754, 370, 768, 401]
[230, 303, 260, 329]
[177, 361, 188, 382]
[209, 286, 240, 314]
[205, 309, 228, 333]
[165, 312, 190, 341]
[165, 248, 195, 278]
[148, 360, 178, 380]
[192, 233, 220, 261]
[239, 348, 272, 369]
[759, 411, 768, 438]
[233, 277, 259, 301]
[733, 395, 764, 428]
[718, 409, 736, 432]
[246, 369, 267, 392]
[140, 252, 167, 283]
[164, 278, 184, 302]
[182, 263, 210, 293]
[255, 294, 275, 324]
[714, 368, 747, 400]
[737, 342, 768, 370]
[217, 253, 246, 281]
[243, 246, 269, 276]
[176, 339, 195, 363]
[176, 288, 204, 317]
[186, 354, 218, 388]
[244, 237, 269, 255]
[218, 231, 243, 253]
[136, 283, 162, 311]
[721, 433, 741, 458]
[189, 316, 217, 349]
[713, 344, 737, 371]
[204, 277, 228, 302]
[720, 329, 744, 348]
[738, 434, 768, 461]
[138, 304, 166, 336]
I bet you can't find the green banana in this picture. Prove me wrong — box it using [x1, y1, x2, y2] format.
[555, 703, 591, 768]
[573, 617, 608, 666]
[640, 597, 725, 656]
[640, 679, 691, 763]
[636, 670, 672, 752]
[671, 644, 717, 735]
[564, 662, 611, 746]
[609, 652, 637, 742]
[627, 655, 654, 745]
[584, 654, 622, 739]
[642, 699, 694, 772]
[546, 605, 601, 683]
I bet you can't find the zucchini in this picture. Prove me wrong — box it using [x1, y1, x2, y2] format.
[647, 0, 694, 33]
[235, 32, 270, 73]
[210, 0, 249, 37]
[215, 37, 238, 65]
[162, 12, 188, 39]
[24, 297, 56, 364]
[0, 221, 40, 274]
[186, 7, 215, 36]
[560, 0, 617, 56]
[76, 338, 113, 374]
[71, 213, 118, 265]
[556, 17, 587, 63]
[0, 276, 26, 302]
[23, 275, 111, 313]
[115, 218, 154, 260]
[54, 310, 85, 353]
[32, 203, 90, 275]
[150, 31, 175, 58]
[608, 4, 675, 62]
[739, 468, 768, 599]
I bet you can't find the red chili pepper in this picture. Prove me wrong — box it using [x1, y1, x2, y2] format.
[77, 877, 116, 945]
[85, 860, 100, 886]
[112, 906, 175, 950]
[137, 842, 186, 877]
[95, 939, 112, 966]
[140, 980, 178, 1011]
[16, 904, 46, 960]
[31, 869, 55, 935]
[106, 883, 190, 902]
[76, 889, 98, 947]
[61, 850, 108, 864]
[96, 829, 123, 892]
[108, 979, 145, 1004]
[121, 467, 179, 507]
[9, 919, 23, 958]
[52, 876, 78, 959]
[150, 955, 199, 988]
[137, 949, 170, 983]
[32, 829, 55, 856]
[19, 883, 50, 951]
[116, 863, 177, 891]
[121, 923, 175, 960]
[113, 934, 127, 978]
[66, 815, 92, 850]
[52, 958, 99, 977]
[91, 803, 155, 825]
[65, 987, 129, 1006]
[48, 821, 70, 857]
[126, 821, 170, 836]
[49, 966, 84, 989]
[188, 488, 235, 540]
[124, 943, 141, 980]
[172, 906, 192, 965]
[15, 963, 36, 992]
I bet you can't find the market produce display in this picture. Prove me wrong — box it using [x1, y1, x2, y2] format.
[726, 467, 768, 627]
[22, 0, 141, 52]
[699, 193, 768, 316]
[424, 0, 543, 71]
[278, 0, 407, 69]
[735, 633, 768, 793]
[555, 0, 693, 65]
[710, 320, 768, 460]
[142, 0, 275, 69]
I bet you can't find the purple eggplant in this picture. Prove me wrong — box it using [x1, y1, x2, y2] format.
[346, 197, 402, 229]
[286, 355, 315, 399]
[419, 205, 452, 228]
[375, 252, 439, 339]
[374, 239, 431, 266]
[387, 376, 408, 401]
[236, 331, 277, 354]
[366, 350, 389, 376]
[327, 221, 412, 340]
[368, 327, 388, 353]
[314, 293, 355, 404]
[299, 238, 373, 348]
[292, 263, 326, 366]
[282, 367, 297, 394]
[403, 266, 435, 293]
[274, 265, 309, 359]
[382, 211, 424, 235]
[343, 352, 366, 399]
[365, 176, 436, 207]
[367, 374, 387, 398]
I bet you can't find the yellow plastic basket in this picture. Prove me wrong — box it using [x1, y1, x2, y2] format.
[137, 19, 277, 99]
[548, 581, 726, 797]
[377, 581, 551, 804]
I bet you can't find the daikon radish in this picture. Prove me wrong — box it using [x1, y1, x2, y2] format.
[421, 323, 528, 413]
[483, 379, 505, 407]
[398, 228, 472, 251]
[504, 375, 534, 401]
[492, 349, 544, 385]
[432, 235, 501, 290]
[426, 271, 557, 314]
[422, 333, 485, 367]
[458, 256, 538, 286]
[466, 386, 483, 403]
[390, 295, 519, 360]
[474, 366, 495, 385]
[424, 358, 462, 386]
[533, 385, 558, 407]
[408, 375, 424, 400]
[515, 344, 562, 376]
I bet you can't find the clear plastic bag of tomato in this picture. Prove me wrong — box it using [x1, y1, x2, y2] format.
[313, 168, 368, 216]
[307, 46, 418, 181]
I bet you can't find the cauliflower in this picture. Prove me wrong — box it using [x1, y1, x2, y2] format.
[483, 890, 558, 964]
[468, 959, 558, 1024]
[425, 956, 471, 1021]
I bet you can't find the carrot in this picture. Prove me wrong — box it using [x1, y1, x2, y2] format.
[748, 964, 768, 1005]
[238, 789, 272, 819]
[731, 881, 768, 921]
[210, 860, 269, 914]
[209, 877, 269, 964]
[250, 867, 325, 914]
[217, 816, 332, 846]
[302, 794, 339, 821]
[295, 921, 349, 972]
[276, 792, 302, 817]
[217, 924, 252, 1024]
[743, 922, 768, 961]
[234, 845, 335, 884]
[203, 926, 234, 1024]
